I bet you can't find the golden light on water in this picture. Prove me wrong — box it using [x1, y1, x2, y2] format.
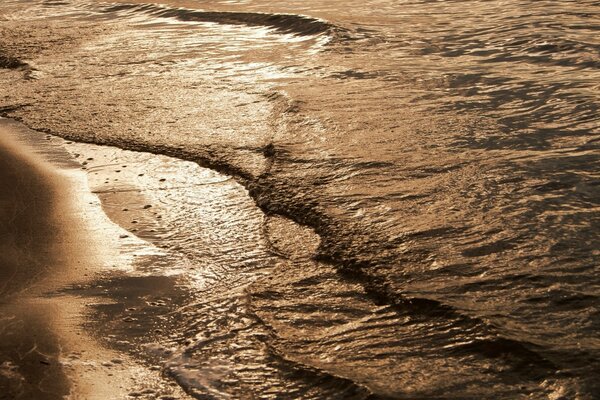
[0, 0, 598, 397]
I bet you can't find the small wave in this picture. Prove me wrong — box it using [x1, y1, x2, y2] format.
[104, 3, 344, 38]
[316, 263, 564, 381]
[449, 337, 556, 380]
[261, 348, 378, 400]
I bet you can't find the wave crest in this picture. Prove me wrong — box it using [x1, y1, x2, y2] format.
[104, 3, 344, 37]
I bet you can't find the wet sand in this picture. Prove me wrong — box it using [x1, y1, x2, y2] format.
[0, 119, 189, 399]
[0, 121, 71, 399]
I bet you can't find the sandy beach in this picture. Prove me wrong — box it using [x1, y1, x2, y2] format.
[0, 119, 190, 399]
[0, 120, 72, 398]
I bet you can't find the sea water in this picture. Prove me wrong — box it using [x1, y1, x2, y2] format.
[0, 0, 598, 398]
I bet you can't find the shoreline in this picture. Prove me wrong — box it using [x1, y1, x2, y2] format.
[0, 117, 341, 399]
[1, 0, 598, 396]
[0, 119, 72, 399]
[0, 119, 190, 399]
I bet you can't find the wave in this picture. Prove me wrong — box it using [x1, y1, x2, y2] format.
[104, 3, 345, 38]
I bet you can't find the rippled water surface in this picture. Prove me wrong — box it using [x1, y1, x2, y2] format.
[0, 0, 599, 398]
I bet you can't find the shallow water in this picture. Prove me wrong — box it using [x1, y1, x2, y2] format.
[0, 0, 599, 398]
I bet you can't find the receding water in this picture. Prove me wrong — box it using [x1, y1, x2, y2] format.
[0, 0, 598, 398]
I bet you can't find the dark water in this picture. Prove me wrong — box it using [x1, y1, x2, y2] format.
[0, 0, 599, 398]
